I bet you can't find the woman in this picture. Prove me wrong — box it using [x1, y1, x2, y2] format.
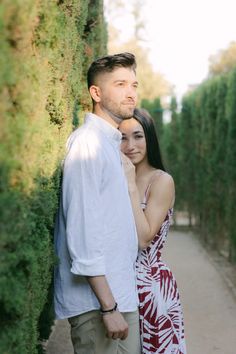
[119, 108, 187, 354]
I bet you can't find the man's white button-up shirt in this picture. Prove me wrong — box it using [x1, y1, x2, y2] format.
[54, 113, 139, 319]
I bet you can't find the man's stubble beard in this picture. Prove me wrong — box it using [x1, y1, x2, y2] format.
[102, 101, 135, 124]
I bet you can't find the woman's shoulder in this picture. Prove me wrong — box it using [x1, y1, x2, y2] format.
[149, 170, 175, 207]
[149, 170, 175, 198]
[150, 169, 174, 186]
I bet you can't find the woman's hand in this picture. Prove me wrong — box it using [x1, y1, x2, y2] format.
[121, 152, 136, 192]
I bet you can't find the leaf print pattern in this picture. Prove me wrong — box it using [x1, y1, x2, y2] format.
[136, 209, 187, 354]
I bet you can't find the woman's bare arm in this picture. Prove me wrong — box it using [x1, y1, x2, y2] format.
[122, 154, 175, 249]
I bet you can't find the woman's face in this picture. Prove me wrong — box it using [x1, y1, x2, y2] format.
[119, 118, 147, 165]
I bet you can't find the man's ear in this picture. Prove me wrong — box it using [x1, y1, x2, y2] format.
[89, 85, 101, 103]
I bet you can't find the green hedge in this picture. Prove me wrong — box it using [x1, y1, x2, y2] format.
[0, 1, 107, 353]
[163, 69, 236, 261]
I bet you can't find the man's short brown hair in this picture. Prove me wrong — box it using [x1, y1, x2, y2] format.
[87, 52, 136, 89]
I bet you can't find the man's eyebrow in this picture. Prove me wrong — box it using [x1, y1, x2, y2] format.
[113, 80, 139, 85]
[114, 79, 127, 83]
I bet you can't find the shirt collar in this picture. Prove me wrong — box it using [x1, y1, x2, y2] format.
[85, 113, 122, 143]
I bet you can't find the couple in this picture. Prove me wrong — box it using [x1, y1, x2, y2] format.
[54, 52, 187, 354]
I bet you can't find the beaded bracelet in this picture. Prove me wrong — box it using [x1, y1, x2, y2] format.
[100, 302, 118, 315]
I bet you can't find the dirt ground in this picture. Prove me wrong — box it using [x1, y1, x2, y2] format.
[45, 229, 236, 354]
[163, 230, 236, 354]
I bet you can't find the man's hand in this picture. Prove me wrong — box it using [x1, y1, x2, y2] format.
[86, 276, 129, 340]
[102, 311, 129, 340]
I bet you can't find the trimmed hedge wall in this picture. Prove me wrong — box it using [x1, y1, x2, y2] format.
[163, 68, 236, 261]
[0, 1, 107, 353]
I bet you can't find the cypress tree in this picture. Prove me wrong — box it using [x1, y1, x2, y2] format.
[226, 68, 236, 261]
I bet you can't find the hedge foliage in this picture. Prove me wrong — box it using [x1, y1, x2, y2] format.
[163, 68, 236, 261]
[0, 1, 107, 353]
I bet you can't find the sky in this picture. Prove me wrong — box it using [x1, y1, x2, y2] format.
[104, 0, 236, 101]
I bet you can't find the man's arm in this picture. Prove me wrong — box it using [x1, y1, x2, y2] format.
[87, 276, 128, 340]
[64, 136, 129, 340]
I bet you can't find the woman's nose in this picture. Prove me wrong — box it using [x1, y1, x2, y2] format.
[126, 139, 135, 150]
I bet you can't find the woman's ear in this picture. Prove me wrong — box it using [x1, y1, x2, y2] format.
[89, 85, 101, 103]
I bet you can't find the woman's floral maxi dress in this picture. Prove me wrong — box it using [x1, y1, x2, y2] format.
[136, 185, 187, 354]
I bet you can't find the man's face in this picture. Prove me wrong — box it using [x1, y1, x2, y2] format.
[96, 67, 138, 122]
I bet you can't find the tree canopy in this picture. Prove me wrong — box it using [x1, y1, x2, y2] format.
[209, 41, 236, 76]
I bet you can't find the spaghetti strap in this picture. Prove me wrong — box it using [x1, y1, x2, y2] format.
[141, 170, 166, 206]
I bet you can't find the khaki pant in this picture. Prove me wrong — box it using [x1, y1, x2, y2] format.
[68, 309, 141, 354]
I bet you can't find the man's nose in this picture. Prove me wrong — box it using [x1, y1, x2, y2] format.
[126, 85, 137, 99]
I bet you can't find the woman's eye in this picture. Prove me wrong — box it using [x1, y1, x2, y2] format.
[121, 136, 127, 141]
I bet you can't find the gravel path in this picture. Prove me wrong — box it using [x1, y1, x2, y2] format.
[46, 229, 236, 354]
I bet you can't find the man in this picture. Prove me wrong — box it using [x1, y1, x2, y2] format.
[54, 52, 141, 354]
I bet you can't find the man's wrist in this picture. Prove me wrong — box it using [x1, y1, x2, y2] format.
[100, 302, 118, 315]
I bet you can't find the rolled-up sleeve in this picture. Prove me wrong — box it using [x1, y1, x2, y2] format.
[62, 132, 105, 276]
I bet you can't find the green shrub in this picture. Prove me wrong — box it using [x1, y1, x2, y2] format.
[164, 69, 236, 261]
[0, 1, 107, 352]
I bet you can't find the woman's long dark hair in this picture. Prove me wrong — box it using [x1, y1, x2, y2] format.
[133, 108, 166, 171]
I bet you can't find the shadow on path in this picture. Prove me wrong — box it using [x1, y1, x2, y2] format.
[45, 319, 73, 354]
